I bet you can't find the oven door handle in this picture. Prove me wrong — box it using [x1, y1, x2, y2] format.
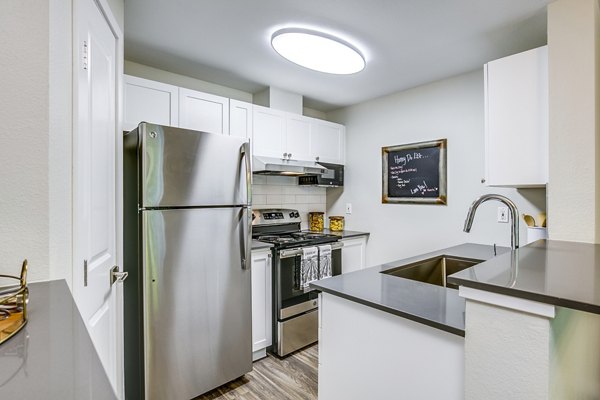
[279, 242, 344, 259]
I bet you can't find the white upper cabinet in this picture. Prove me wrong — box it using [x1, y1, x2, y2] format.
[179, 88, 229, 134]
[484, 46, 548, 187]
[124, 76, 346, 164]
[123, 75, 178, 131]
[253, 104, 346, 164]
[229, 99, 253, 139]
[253, 105, 286, 158]
[310, 119, 346, 164]
[286, 114, 312, 161]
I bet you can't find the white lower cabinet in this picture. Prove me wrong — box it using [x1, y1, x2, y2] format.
[251, 248, 272, 361]
[341, 236, 368, 274]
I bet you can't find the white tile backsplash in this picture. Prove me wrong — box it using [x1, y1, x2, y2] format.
[266, 175, 298, 186]
[266, 194, 284, 204]
[252, 194, 266, 204]
[252, 175, 267, 184]
[252, 175, 326, 230]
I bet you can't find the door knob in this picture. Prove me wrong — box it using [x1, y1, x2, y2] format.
[110, 265, 128, 286]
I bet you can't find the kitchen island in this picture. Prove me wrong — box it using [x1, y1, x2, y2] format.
[447, 240, 600, 400]
[312, 240, 600, 400]
[0, 280, 116, 399]
[310, 243, 508, 400]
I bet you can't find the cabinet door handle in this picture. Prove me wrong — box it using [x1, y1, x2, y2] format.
[315, 156, 320, 161]
[283, 152, 288, 159]
[288, 153, 292, 159]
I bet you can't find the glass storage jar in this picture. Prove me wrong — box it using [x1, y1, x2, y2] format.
[329, 216, 345, 232]
[308, 212, 325, 232]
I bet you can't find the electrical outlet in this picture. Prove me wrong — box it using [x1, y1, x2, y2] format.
[345, 203, 352, 215]
[497, 206, 509, 223]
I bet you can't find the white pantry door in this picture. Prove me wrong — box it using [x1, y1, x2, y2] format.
[74, 0, 122, 396]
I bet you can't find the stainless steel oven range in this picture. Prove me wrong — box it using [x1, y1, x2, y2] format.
[253, 209, 342, 357]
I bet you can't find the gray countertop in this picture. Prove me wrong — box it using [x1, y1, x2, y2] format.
[448, 239, 600, 314]
[0, 280, 117, 399]
[251, 240, 273, 250]
[311, 243, 508, 336]
[321, 229, 370, 239]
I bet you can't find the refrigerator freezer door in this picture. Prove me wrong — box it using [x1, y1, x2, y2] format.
[142, 207, 252, 399]
[140, 123, 251, 208]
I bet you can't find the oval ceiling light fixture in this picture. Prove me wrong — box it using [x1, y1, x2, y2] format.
[271, 28, 365, 75]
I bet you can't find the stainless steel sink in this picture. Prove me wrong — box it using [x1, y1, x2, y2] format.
[381, 255, 483, 289]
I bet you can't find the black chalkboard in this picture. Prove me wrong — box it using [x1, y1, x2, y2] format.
[382, 139, 447, 204]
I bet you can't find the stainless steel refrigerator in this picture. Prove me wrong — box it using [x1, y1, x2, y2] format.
[123, 122, 252, 400]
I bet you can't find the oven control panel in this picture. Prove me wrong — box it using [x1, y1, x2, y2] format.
[252, 209, 301, 225]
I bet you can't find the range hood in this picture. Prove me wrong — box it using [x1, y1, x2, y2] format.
[252, 156, 327, 176]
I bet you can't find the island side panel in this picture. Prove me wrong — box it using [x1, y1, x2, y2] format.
[464, 299, 551, 400]
[318, 292, 464, 400]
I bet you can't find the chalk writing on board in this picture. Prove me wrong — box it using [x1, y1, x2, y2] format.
[382, 139, 447, 204]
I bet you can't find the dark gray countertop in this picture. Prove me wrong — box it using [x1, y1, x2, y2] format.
[448, 240, 600, 315]
[310, 243, 508, 336]
[0, 280, 117, 399]
[321, 229, 370, 239]
[251, 240, 273, 251]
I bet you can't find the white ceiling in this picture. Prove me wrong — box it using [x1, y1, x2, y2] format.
[124, 0, 551, 111]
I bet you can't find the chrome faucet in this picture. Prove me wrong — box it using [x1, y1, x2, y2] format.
[463, 194, 520, 250]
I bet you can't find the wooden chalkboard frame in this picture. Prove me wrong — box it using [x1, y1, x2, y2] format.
[382, 139, 447, 205]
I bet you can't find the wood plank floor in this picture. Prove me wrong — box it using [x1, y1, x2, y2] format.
[195, 345, 318, 400]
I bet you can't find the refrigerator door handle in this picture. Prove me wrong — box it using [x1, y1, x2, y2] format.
[240, 141, 252, 270]
[240, 141, 252, 206]
[241, 206, 252, 270]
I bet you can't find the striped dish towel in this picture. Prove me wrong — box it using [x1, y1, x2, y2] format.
[300, 247, 319, 290]
[318, 244, 332, 280]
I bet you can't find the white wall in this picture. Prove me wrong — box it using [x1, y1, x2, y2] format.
[49, 0, 73, 284]
[0, 1, 50, 281]
[547, 0, 600, 243]
[254, 87, 303, 114]
[327, 70, 545, 267]
[0, 0, 124, 283]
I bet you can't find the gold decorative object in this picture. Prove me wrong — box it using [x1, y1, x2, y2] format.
[309, 212, 324, 232]
[329, 216, 345, 231]
[0, 260, 28, 345]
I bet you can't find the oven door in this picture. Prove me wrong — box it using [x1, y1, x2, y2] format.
[277, 244, 342, 311]
[273, 243, 342, 356]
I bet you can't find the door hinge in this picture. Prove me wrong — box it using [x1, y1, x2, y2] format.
[82, 40, 88, 70]
[83, 259, 88, 287]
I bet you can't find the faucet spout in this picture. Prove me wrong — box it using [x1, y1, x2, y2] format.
[463, 194, 520, 250]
